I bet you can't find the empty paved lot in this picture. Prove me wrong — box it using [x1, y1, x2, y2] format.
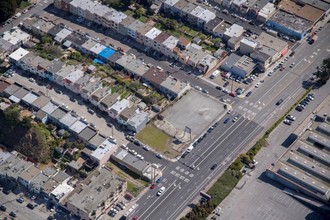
[163, 90, 225, 136]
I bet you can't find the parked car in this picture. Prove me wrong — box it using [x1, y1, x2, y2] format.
[224, 118, 230, 124]
[246, 91, 252, 97]
[27, 203, 35, 210]
[286, 115, 296, 121]
[0, 205, 6, 211]
[87, 108, 95, 114]
[10, 211, 17, 218]
[156, 154, 163, 159]
[283, 119, 292, 125]
[276, 99, 284, 105]
[157, 186, 165, 196]
[211, 164, 218, 170]
[17, 197, 24, 203]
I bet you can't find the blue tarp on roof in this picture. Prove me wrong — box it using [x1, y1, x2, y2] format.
[99, 47, 116, 59]
[93, 58, 104, 64]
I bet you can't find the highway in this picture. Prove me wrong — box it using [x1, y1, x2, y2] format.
[131, 23, 330, 220]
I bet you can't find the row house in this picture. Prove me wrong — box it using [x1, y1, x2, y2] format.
[98, 93, 120, 113]
[102, 10, 127, 31]
[175, 0, 191, 17]
[93, 4, 112, 25]
[89, 86, 111, 106]
[162, 35, 179, 58]
[117, 106, 139, 126]
[63, 66, 85, 92]
[54, 0, 71, 12]
[81, 39, 98, 56]
[159, 76, 191, 99]
[127, 20, 145, 40]
[2, 28, 31, 50]
[40, 171, 71, 200]
[115, 54, 150, 79]
[64, 32, 89, 52]
[127, 111, 149, 133]
[17, 165, 41, 189]
[118, 16, 136, 36]
[152, 31, 170, 53]
[109, 99, 130, 119]
[144, 27, 162, 48]
[197, 9, 216, 28]
[71, 74, 91, 94]
[136, 24, 153, 45]
[80, 77, 102, 100]
[54, 65, 75, 87]
[44, 59, 66, 82]
[163, 0, 180, 12]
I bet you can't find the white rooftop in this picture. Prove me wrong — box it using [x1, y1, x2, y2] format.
[90, 139, 117, 161]
[163, 35, 179, 50]
[90, 43, 106, 55]
[224, 24, 244, 38]
[3, 28, 30, 46]
[41, 101, 59, 115]
[9, 47, 29, 62]
[145, 27, 162, 40]
[69, 120, 88, 134]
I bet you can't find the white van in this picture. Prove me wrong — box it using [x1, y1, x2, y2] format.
[186, 145, 194, 153]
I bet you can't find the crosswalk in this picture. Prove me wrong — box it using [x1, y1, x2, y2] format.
[236, 100, 265, 120]
[169, 166, 194, 183]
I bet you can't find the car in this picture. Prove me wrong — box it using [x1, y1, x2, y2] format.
[290, 63, 295, 68]
[27, 203, 35, 210]
[121, 144, 128, 150]
[150, 184, 156, 189]
[69, 97, 77, 102]
[55, 89, 62, 94]
[128, 149, 137, 156]
[268, 71, 273, 76]
[283, 119, 292, 125]
[143, 145, 150, 151]
[286, 115, 296, 121]
[227, 110, 231, 114]
[280, 65, 286, 71]
[30, 195, 37, 200]
[211, 164, 218, 170]
[195, 86, 202, 91]
[133, 140, 141, 146]
[296, 106, 303, 111]
[156, 177, 162, 183]
[28, 78, 35, 82]
[232, 116, 239, 122]
[246, 91, 252, 97]
[224, 118, 230, 124]
[215, 86, 222, 90]
[156, 154, 163, 159]
[229, 92, 237, 97]
[157, 186, 165, 196]
[224, 81, 229, 87]
[202, 89, 209, 94]
[87, 108, 95, 114]
[106, 122, 113, 127]
[289, 51, 295, 57]
[276, 99, 284, 105]
[136, 154, 144, 160]
[132, 216, 139, 220]
[10, 211, 17, 218]
[17, 197, 24, 203]
[0, 205, 6, 211]
[255, 83, 260, 88]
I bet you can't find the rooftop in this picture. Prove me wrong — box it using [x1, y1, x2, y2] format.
[115, 54, 150, 77]
[31, 95, 51, 110]
[269, 10, 313, 34]
[99, 93, 120, 109]
[145, 27, 162, 40]
[224, 24, 244, 38]
[18, 165, 41, 183]
[79, 126, 97, 142]
[278, 0, 325, 23]
[41, 101, 59, 115]
[143, 67, 168, 87]
[256, 32, 288, 53]
[233, 55, 256, 73]
[90, 43, 106, 56]
[69, 120, 88, 134]
[4, 83, 21, 96]
[90, 139, 117, 161]
[297, 0, 330, 11]
[9, 47, 29, 62]
[3, 28, 30, 46]
[10, 87, 30, 100]
[160, 76, 190, 95]
[50, 107, 69, 121]
[21, 92, 39, 105]
[162, 35, 179, 50]
[204, 17, 223, 31]
[128, 111, 149, 128]
[88, 133, 107, 148]
[119, 106, 138, 122]
[154, 32, 170, 44]
[113, 149, 149, 173]
[66, 167, 125, 215]
[99, 47, 116, 59]
[59, 112, 79, 128]
[64, 67, 84, 84]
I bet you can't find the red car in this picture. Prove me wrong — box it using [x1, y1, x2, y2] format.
[229, 92, 237, 97]
[132, 216, 139, 220]
[150, 184, 156, 189]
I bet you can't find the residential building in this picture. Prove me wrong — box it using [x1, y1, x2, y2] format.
[144, 27, 162, 48]
[0, 155, 33, 183]
[63, 66, 84, 91]
[40, 171, 71, 200]
[29, 172, 50, 194]
[117, 106, 139, 125]
[89, 138, 117, 165]
[118, 16, 135, 36]
[257, 3, 276, 22]
[109, 99, 130, 119]
[227, 36, 241, 50]
[31, 95, 51, 111]
[2, 28, 31, 49]
[142, 67, 168, 89]
[80, 77, 102, 100]
[69, 120, 88, 135]
[189, 6, 205, 24]
[204, 17, 223, 35]
[89, 87, 111, 106]
[49, 106, 69, 124]
[8, 47, 30, 65]
[240, 38, 258, 55]
[250, 45, 277, 70]
[54, 28, 72, 43]
[88, 134, 106, 150]
[223, 24, 244, 42]
[102, 10, 127, 31]
[162, 35, 179, 58]
[71, 75, 91, 94]
[160, 76, 191, 99]
[163, 0, 180, 11]
[220, 53, 241, 72]
[54, 65, 75, 86]
[64, 167, 126, 220]
[41, 101, 59, 116]
[21, 91, 39, 107]
[174, 0, 190, 17]
[127, 111, 149, 133]
[17, 165, 41, 189]
[59, 112, 80, 129]
[115, 54, 150, 78]
[9, 87, 30, 103]
[79, 126, 97, 142]
[98, 93, 120, 113]
[136, 23, 153, 45]
[213, 21, 232, 38]
[197, 9, 216, 28]
[153, 32, 170, 53]
[49, 179, 74, 205]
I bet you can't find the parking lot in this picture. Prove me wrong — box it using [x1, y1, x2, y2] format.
[161, 90, 225, 137]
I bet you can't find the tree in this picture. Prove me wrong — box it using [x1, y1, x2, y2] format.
[21, 116, 32, 128]
[41, 35, 52, 45]
[135, 8, 144, 18]
[164, 18, 177, 30]
[3, 105, 20, 125]
[316, 58, 330, 83]
[69, 51, 83, 62]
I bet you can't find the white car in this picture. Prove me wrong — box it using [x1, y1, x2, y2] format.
[157, 186, 166, 196]
[137, 154, 144, 160]
[195, 86, 202, 91]
[29, 78, 35, 83]
[255, 83, 260, 88]
[121, 145, 128, 150]
[286, 115, 296, 121]
[143, 146, 150, 151]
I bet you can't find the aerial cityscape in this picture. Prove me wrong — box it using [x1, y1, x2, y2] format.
[0, 0, 329, 219]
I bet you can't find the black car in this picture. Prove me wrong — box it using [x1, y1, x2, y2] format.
[246, 91, 252, 97]
[224, 81, 229, 87]
[3, 189, 11, 195]
[211, 164, 218, 170]
[215, 86, 222, 90]
[27, 203, 35, 210]
[10, 211, 17, 217]
[55, 89, 62, 94]
[0, 205, 6, 211]
[133, 140, 141, 146]
[276, 99, 284, 105]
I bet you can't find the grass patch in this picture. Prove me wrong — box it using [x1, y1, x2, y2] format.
[127, 181, 141, 197]
[120, 91, 131, 100]
[19, 1, 30, 10]
[138, 16, 149, 23]
[136, 124, 171, 153]
[124, 9, 134, 16]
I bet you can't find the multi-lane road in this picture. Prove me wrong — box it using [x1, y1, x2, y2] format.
[131, 23, 330, 220]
